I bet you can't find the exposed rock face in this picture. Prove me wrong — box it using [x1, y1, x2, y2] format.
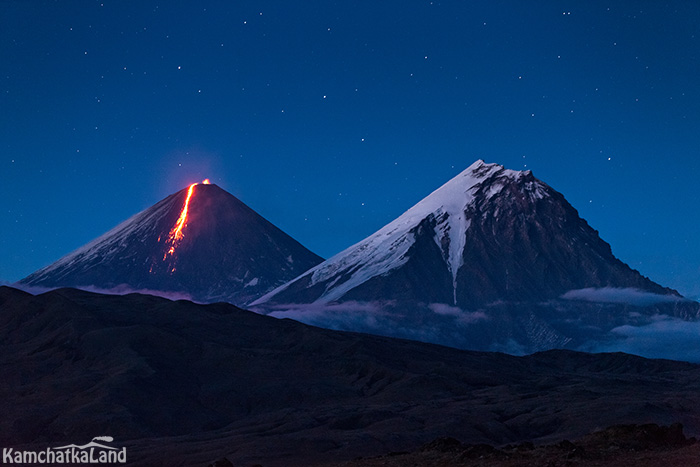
[340, 424, 697, 467]
[252, 160, 699, 353]
[20, 183, 322, 306]
[257, 160, 675, 307]
[453, 168, 673, 307]
[580, 423, 693, 451]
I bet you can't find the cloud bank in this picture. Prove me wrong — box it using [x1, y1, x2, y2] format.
[253, 300, 489, 348]
[428, 303, 488, 323]
[6, 282, 194, 302]
[264, 301, 390, 331]
[579, 315, 700, 363]
[561, 287, 684, 307]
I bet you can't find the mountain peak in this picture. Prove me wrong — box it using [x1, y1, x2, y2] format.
[252, 159, 693, 353]
[254, 160, 549, 306]
[428, 160, 542, 211]
[254, 159, 673, 310]
[462, 159, 537, 184]
[466, 158, 500, 174]
[21, 182, 323, 305]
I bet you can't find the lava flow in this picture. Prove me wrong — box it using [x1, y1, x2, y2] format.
[161, 180, 209, 264]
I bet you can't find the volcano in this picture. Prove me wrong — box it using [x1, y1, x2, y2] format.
[20, 181, 323, 305]
[252, 160, 699, 353]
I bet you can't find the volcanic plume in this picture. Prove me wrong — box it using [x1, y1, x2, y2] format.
[21, 181, 323, 305]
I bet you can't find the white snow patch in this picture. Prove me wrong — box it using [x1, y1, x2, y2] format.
[253, 160, 540, 306]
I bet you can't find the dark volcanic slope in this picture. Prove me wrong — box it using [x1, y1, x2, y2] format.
[2, 286, 700, 467]
[256, 160, 677, 309]
[253, 161, 699, 354]
[20, 183, 323, 306]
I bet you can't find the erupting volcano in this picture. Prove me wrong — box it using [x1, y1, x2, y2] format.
[21, 182, 323, 306]
[161, 181, 202, 268]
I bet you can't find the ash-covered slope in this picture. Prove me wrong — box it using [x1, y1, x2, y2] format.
[253, 160, 698, 353]
[21, 182, 322, 305]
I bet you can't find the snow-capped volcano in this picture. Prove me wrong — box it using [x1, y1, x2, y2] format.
[21, 182, 323, 305]
[252, 160, 696, 353]
[254, 160, 673, 308]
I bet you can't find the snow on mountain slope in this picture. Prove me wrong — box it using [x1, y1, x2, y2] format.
[250, 160, 697, 354]
[25, 196, 176, 284]
[253, 160, 547, 305]
[21, 183, 323, 305]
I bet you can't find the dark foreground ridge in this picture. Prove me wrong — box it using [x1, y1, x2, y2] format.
[326, 423, 697, 467]
[2, 286, 700, 466]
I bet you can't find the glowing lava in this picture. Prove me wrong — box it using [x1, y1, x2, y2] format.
[171, 183, 196, 243]
[160, 179, 209, 264]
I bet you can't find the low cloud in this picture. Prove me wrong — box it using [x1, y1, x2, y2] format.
[7, 282, 194, 302]
[252, 300, 485, 347]
[489, 338, 528, 356]
[428, 303, 488, 323]
[2, 282, 54, 295]
[79, 284, 195, 301]
[579, 315, 700, 363]
[428, 303, 462, 316]
[259, 301, 390, 331]
[561, 287, 683, 307]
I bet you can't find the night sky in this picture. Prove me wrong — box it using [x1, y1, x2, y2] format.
[2, 2, 699, 298]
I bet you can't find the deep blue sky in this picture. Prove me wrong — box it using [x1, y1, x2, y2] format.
[2, 1, 699, 297]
